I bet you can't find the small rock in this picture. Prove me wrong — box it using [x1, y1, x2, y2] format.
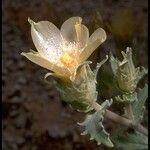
[9, 110, 19, 118]
[11, 96, 21, 103]
[18, 77, 27, 85]
[14, 113, 27, 129]
[15, 136, 25, 146]
[48, 126, 68, 138]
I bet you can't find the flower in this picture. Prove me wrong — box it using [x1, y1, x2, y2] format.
[110, 47, 147, 93]
[21, 17, 106, 78]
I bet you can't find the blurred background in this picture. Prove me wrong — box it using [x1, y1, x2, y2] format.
[2, 0, 148, 150]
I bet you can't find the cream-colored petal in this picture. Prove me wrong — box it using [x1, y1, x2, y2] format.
[28, 18, 63, 63]
[79, 28, 106, 63]
[60, 17, 89, 49]
[21, 50, 70, 76]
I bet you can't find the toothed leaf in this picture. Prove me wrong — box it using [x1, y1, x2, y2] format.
[78, 100, 114, 147]
[132, 84, 148, 125]
[67, 100, 93, 112]
[112, 130, 148, 150]
[115, 92, 137, 103]
[109, 52, 119, 75]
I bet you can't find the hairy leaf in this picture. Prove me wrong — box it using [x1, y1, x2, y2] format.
[132, 84, 148, 125]
[115, 92, 137, 103]
[67, 100, 93, 112]
[78, 100, 114, 147]
[112, 130, 148, 150]
[109, 52, 119, 75]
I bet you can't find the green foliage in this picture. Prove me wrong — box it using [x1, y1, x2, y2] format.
[67, 100, 93, 112]
[132, 84, 148, 125]
[115, 92, 137, 103]
[118, 84, 148, 124]
[78, 100, 114, 147]
[109, 47, 147, 94]
[44, 62, 96, 112]
[44, 49, 148, 148]
[45, 57, 108, 112]
[112, 130, 148, 150]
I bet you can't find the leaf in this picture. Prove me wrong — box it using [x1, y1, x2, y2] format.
[112, 130, 148, 150]
[132, 84, 148, 125]
[115, 92, 137, 103]
[78, 100, 114, 147]
[67, 100, 93, 112]
[93, 55, 108, 76]
[109, 52, 119, 75]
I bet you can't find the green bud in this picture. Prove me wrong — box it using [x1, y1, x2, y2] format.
[45, 56, 108, 112]
[110, 47, 147, 93]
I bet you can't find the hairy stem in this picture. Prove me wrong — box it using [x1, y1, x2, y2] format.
[124, 103, 134, 120]
[93, 102, 148, 136]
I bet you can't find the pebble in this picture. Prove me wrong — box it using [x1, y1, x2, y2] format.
[48, 126, 68, 138]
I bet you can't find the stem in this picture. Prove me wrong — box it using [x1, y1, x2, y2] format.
[93, 102, 148, 136]
[124, 103, 134, 120]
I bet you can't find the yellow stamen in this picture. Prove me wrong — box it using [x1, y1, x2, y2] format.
[60, 52, 78, 68]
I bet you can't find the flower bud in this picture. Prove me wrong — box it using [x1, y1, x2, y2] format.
[110, 47, 147, 93]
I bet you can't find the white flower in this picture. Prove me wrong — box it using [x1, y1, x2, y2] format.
[21, 17, 106, 78]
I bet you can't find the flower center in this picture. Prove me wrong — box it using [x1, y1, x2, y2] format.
[60, 52, 78, 68]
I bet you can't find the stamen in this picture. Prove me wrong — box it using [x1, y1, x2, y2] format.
[59, 40, 81, 68]
[60, 52, 78, 68]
